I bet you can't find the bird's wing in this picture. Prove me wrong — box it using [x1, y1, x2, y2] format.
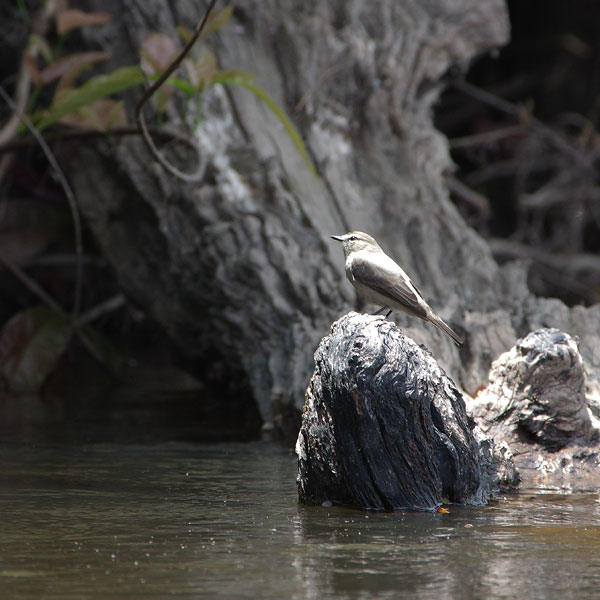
[351, 255, 428, 319]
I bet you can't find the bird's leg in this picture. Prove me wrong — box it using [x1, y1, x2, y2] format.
[372, 306, 392, 318]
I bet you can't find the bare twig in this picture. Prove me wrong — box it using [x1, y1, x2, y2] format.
[520, 170, 600, 211]
[449, 124, 527, 150]
[135, 0, 218, 182]
[445, 175, 490, 216]
[490, 238, 598, 302]
[0, 254, 64, 315]
[451, 79, 596, 174]
[0, 84, 84, 321]
[0, 56, 33, 146]
[26, 253, 104, 268]
[0, 1, 54, 144]
[489, 238, 600, 274]
[0, 125, 200, 155]
[75, 294, 126, 328]
[0, 28, 33, 182]
[464, 155, 557, 187]
[0, 251, 126, 371]
[0, 3, 54, 183]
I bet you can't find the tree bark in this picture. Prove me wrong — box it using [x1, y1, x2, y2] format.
[60, 0, 600, 435]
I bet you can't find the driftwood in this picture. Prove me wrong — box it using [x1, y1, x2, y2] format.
[45, 0, 600, 437]
[296, 312, 516, 510]
[470, 328, 600, 490]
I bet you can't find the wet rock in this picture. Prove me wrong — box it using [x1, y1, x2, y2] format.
[469, 328, 600, 489]
[296, 312, 513, 510]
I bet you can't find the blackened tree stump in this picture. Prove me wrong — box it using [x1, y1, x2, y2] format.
[296, 312, 508, 510]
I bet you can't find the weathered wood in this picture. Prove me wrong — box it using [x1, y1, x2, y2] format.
[61, 0, 511, 431]
[470, 328, 600, 489]
[296, 312, 515, 510]
[56, 1, 600, 437]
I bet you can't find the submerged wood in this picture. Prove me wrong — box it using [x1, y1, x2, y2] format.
[296, 312, 514, 510]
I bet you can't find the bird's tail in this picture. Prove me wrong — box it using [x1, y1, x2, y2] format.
[428, 313, 464, 346]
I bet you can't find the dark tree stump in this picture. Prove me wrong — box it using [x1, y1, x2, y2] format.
[296, 312, 500, 510]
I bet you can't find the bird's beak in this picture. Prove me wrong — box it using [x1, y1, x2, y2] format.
[331, 235, 344, 242]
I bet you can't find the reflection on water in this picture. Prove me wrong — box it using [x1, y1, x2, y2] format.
[1, 441, 599, 599]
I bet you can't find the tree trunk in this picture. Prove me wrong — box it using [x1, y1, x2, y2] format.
[63, 0, 600, 435]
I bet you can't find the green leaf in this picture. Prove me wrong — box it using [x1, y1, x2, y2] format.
[201, 6, 234, 38]
[223, 78, 317, 177]
[59, 98, 126, 131]
[184, 53, 217, 91]
[0, 306, 72, 393]
[27, 55, 317, 178]
[176, 25, 193, 45]
[30, 66, 202, 129]
[211, 69, 256, 85]
[28, 33, 53, 64]
[31, 65, 146, 130]
[160, 75, 194, 97]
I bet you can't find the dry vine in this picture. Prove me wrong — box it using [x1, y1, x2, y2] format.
[135, 0, 218, 182]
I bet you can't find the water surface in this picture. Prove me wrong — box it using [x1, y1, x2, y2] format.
[1, 441, 599, 599]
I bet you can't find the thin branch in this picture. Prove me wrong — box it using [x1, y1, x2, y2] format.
[75, 294, 126, 328]
[520, 170, 600, 211]
[451, 79, 596, 174]
[0, 4, 53, 183]
[135, 0, 218, 182]
[445, 175, 490, 216]
[490, 238, 598, 302]
[0, 252, 126, 372]
[465, 155, 558, 187]
[0, 125, 199, 154]
[0, 84, 83, 321]
[449, 124, 527, 150]
[25, 253, 105, 269]
[0, 29, 33, 184]
[489, 238, 600, 274]
[0, 1, 54, 144]
[0, 254, 64, 315]
[0, 55, 32, 146]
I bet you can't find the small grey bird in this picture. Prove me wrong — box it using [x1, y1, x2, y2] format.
[331, 231, 464, 345]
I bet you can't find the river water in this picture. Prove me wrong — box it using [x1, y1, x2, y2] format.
[1, 440, 600, 600]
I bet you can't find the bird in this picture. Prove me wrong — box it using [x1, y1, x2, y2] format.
[331, 231, 464, 345]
